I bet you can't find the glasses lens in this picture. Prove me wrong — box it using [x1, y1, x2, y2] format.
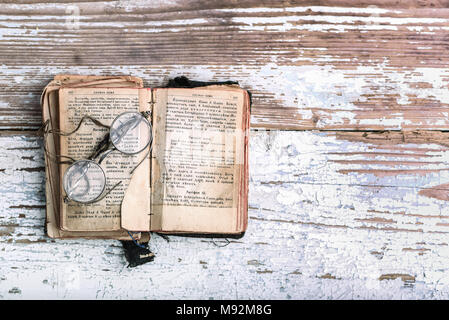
[109, 112, 152, 155]
[63, 160, 106, 203]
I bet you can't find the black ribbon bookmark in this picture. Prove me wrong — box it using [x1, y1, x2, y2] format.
[121, 240, 155, 268]
[166, 76, 252, 111]
[165, 75, 238, 88]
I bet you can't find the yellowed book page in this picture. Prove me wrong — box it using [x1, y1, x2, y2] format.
[42, 75, 146, 239]
[58, 87, 150, 232]
[151, 87, 245, 233]
[120, 86, 152, 232]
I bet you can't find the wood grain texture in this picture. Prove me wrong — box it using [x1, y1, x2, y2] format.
[3, 131, 449, 299]
[2, 0, 449, 300]
[2, 1, 449, 129]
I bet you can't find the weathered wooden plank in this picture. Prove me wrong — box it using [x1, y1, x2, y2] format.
[251, 130, 449, 233]
[3, 131, 449, 298]
[1, 2, 449, 129]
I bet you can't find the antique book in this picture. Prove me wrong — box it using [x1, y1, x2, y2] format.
[41, 75, 250, 239]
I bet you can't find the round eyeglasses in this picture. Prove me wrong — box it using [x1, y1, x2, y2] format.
[46, 111, 152, 204]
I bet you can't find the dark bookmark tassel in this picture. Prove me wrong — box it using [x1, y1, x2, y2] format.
[121, 240, 155, 268]
[165, 76, 251, 111]
[166, 76, 238, 88]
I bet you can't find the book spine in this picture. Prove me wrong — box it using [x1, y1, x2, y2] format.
[149, 88, 154, 231]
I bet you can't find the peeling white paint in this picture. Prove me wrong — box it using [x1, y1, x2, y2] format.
[3, 58, 449, 130]
[2, 133, 449, 299]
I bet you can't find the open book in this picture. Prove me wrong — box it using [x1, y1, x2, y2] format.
[42, 75, 250, 239]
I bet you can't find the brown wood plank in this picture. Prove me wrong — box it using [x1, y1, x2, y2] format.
[1, 1, 449, 129]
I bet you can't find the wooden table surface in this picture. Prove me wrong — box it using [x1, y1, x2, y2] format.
[2, 0, 449, 299]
